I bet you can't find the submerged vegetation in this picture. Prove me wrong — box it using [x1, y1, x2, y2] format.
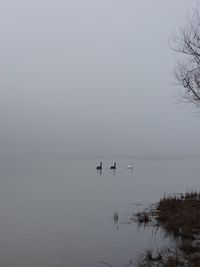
[135, 212, 151, 225]
[113, 210, 119, 223]
[135, 249, 181, 267]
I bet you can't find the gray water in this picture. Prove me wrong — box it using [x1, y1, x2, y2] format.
[0, 155, 199, 267]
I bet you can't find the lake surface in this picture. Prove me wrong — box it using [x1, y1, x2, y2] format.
[0, 155, 199, 267]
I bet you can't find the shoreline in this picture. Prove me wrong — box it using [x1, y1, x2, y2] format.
[133, 192, 200, 266]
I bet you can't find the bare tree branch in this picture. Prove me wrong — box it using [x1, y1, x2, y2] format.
[171, 6, 200, 109]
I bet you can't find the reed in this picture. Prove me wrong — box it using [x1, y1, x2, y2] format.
[135, 212, 150, 224]
[133, 191, 200, 266]
[157, 191, 200, 239]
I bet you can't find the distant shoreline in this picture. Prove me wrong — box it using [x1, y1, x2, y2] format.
[55, 154, 200, 161]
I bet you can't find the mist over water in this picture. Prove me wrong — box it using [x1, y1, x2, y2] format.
[1, 0, 200, 266]
[0, 0, 200, 158]
[0, 156, 199, 266]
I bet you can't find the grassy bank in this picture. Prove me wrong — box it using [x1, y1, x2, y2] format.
[134, 192, 200, 267]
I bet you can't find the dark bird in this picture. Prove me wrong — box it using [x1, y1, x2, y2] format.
[110, 162, 116, 170]
[96, 162, 102, 170]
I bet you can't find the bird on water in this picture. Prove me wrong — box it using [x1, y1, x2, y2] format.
[126, 162, 133, 169]
[96, 162, 102, 170]
[110, 162, 116, 170]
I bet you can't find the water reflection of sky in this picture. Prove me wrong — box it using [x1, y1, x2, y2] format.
[0, 157, 199, 267]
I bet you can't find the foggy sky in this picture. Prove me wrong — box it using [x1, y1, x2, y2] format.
[0, 0, 199, 158]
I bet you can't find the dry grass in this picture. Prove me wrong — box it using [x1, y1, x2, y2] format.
[133, 192, 200, 266]
[135, 212, 151, 224]
[162, 255, 181, 267]
[157, 192, 200, 239]
[156, 192, 200, 266]
[135, 248, 183, 267]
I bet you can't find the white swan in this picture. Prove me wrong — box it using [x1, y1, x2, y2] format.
[126, 162, 133, 169]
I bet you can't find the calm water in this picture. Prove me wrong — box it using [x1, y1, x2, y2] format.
[0, 155, 199, 267]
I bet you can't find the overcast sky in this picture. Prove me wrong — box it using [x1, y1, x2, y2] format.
[0, 0, 199, 158]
